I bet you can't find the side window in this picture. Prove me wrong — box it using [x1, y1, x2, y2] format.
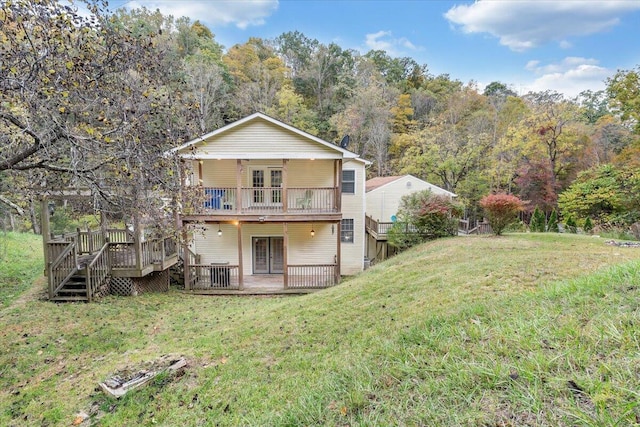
[342, 170, 355, 194]
[341, 219, 354, 243]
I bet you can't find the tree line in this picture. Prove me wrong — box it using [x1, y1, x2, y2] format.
[1, 0, 639, 235]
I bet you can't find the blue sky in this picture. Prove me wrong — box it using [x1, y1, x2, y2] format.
[111, 0, 640, 97]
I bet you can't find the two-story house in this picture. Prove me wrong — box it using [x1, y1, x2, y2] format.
[171, 113, 369, 293]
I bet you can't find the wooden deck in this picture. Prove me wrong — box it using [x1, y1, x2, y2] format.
[45, 228, 179, 302]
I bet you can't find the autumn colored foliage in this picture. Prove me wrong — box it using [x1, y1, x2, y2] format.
[479, 193, 524, 235]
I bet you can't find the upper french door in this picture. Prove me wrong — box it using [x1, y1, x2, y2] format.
[251, 168, 282, 205]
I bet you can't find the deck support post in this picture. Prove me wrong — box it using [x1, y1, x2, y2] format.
[236, 160, 242, 214]
[41, 198, 52, 298]
[335, 220, 341, 284]
[237, 221, 244, 290]
[282, 159, 288, 213]
[283, 222, 288, 289]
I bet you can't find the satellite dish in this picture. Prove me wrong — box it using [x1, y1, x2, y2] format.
[339, 135, 350, 149]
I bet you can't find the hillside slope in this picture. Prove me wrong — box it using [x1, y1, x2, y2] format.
[1, 233, 639, 426]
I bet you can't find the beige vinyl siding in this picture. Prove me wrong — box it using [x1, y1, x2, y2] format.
[286, 160, 334, 187]
[192, 224, 240, 265]
[192, 120, 341, 159]
[287, 223, 336, 266]
[341, 160, 366, 275]
[197, 159, 334, 188]
[200, 159, 236, 187]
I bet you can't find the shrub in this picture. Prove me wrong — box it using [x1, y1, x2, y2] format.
[565, 215, 577, 233]
[479, 193, 524, 236]
[547, 209, 559, 233]
[583, 217, 593, 234]
[388, 190, 462, 249]
[529, 206, 546, 232]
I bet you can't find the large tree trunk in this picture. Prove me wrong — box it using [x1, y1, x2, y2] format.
[29, 198, 41, 235]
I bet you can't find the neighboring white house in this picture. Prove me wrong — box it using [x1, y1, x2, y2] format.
[364, 175, 456, 263]
[170, 112, 369, 293]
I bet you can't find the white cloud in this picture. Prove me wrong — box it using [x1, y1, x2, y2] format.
[126, 0, 278, 29]
[444, 0, 640, 51]
[364, 30, 420, 56]
[522, 57, 611, 97]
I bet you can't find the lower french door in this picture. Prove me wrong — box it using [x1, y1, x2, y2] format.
[252, 237, 284, 274]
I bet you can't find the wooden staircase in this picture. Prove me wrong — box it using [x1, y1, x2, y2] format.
[51, 273, 89, 302]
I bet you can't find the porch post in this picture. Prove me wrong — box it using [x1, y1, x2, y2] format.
[336, 159, 343, 211]
[236, 159, 242, 214]
[282, 159, 288, 213]
[133, 211, 142, 272]
[336, 220, 341, 284]
[283, 222, 288, 289]
[237, 221, 244, 290]
[41, 198, 51, 293]
[181, 219, 191, 290]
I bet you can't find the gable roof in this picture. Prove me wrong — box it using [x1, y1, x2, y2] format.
[365, 176, 404, 192]
[170, 112, 363, 161]
[365, 174, 457, 197]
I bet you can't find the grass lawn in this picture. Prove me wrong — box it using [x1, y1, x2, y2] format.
[1, 232, 640, 425]
[0, 232, 44, 307]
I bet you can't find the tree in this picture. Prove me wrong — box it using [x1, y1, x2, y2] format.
[529, 206, 546, 232]
[388, 190, 462, 249]
[0, 0, 191, 221]
[479, 193, 524, 236]
[547, 209, 559, 232]
[223, 37, 287, 118]
[607, 66, 640, 134]
[558, 164, 639, 226]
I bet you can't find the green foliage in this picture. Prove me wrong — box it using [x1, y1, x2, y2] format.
[529, 206, 546, 232]
[388, 190, 462, 249]
[558, 164, 640, 226]
[479, 193, 524, 235]
[387, 221, 423, 250]
[547, 209, 559, 233]
[607, 65, 640, 134]
[583, 217, 593, 233]
[565, 215, 577, 233]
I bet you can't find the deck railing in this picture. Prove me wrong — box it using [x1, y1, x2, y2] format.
[189, 264, 240, 290]
[459, 219, 492, 235]
[365, 215, 400, 238]
[47, 228, 178, 301]
[200, 186, 337, 214]
[287, 264, 338, 288]
[48, 241, 78, 297]
[77, 229, 104, 254]
[86, 243, 109, 302]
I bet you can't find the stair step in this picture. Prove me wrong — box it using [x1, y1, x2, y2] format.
[52, 296, 88, 302]
[58, 288, 87, 294]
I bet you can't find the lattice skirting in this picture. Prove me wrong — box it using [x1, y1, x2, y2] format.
[109, 271, 169, 296]
[134, 270, 169, 294]
[110, 277, 135, 296]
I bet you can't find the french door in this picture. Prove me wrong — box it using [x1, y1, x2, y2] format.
[251, 168, 282, 205]
[252, 237, 284, 274]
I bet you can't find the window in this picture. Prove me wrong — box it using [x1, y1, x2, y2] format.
[342, 170, 355, 194]
[341, 219, 354, 243]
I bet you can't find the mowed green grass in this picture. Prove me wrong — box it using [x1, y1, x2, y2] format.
[0, 232, 44, 307]
[1, 233, 640, 426]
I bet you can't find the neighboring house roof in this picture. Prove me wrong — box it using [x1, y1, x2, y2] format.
[365, 176, 405, 192]
[365, 174, 457, 197]
[169, 112, 368, 163]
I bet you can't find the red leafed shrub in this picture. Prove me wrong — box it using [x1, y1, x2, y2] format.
[479, 193, 524, 235]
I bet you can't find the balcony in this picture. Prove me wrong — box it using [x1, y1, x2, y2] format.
[190, 186, 340, 219]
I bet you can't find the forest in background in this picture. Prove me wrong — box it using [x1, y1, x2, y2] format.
[1, 0, 639, 235]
